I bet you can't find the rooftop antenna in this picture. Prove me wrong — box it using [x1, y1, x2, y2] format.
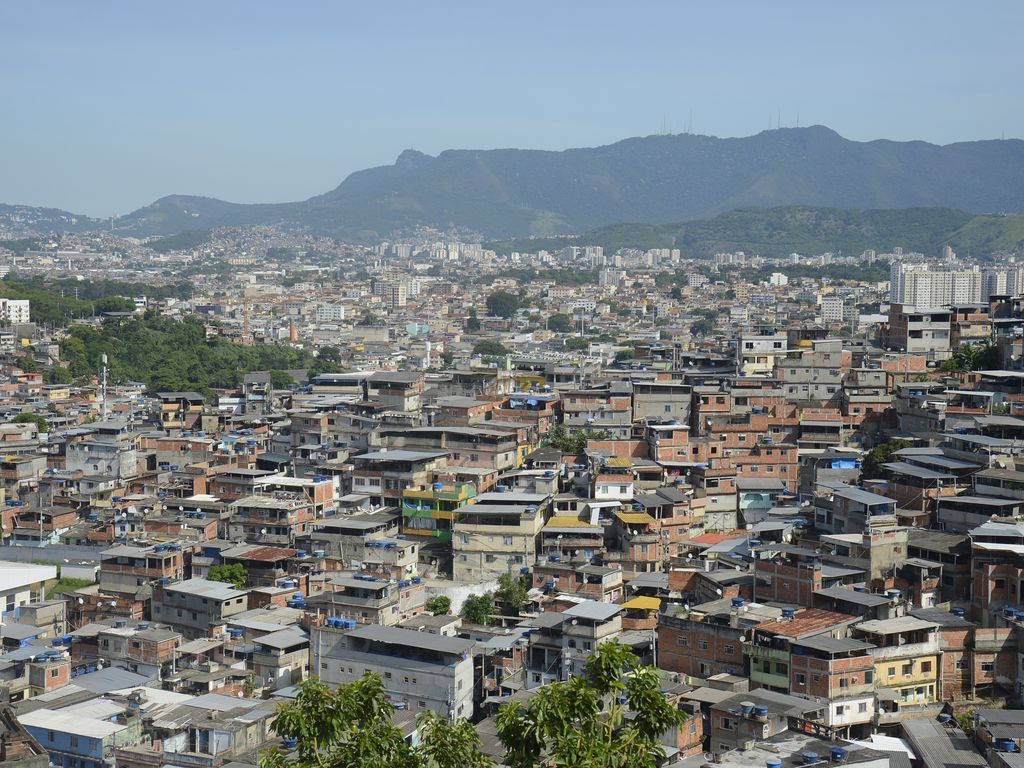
[796, 112, 800, 128]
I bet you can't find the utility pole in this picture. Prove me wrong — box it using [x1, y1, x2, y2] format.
[101, 354, 108, 420]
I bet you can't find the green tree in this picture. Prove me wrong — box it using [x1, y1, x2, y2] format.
[440, 350, 455, 368]
[940, 341, 999, 372]
[564, 336, 589, 351]
[691, 318, 714, 337]
[495, 641, 685, 768]
[269, 370, 295, 389]
[461, 592, 494, 625]
[486, 291, 521, 318]
[547, 313, 573, 333]
[17, 355, 38, 373]
[93, 296, 137, 314]
[44, 366, 73, 385]
[613, 349, 635, 364]
[545, 424, 609, 454]
[208, 563, 248, 590]
[861, 439, 912, 479]
[473, 340, 509, 357]
[424, 595, 452, 616]
[12, 412, 48, 433]
[260, 675, 492, 768]
[466, 308, 481, 332]
[317, 346, 344, 371]
[494, 573, 528, 616]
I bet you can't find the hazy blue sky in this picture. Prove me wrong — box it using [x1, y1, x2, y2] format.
[3, 1, 1021, 217]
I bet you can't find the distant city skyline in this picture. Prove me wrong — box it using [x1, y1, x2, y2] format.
[3, 0, 1022, 217]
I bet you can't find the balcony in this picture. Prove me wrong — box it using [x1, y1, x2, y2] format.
[866, 638, 938, 660]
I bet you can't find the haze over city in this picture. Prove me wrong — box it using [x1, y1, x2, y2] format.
[3, 0, 1023, 216]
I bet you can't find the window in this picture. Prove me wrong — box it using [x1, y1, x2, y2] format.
[795, 673, 805, 685]
[385, 672, 392, 679]
[921, 661, 932, 673]
[50, 668, 59, 678]
[503, 536, 513, 546]
[775, 663, 788, 675]
[699, 662, 710, 675]
[858, 702, 868, 713]
[902, 663, 913, 676]
[676, 636, 689, 647]
[995, 578, 1006, 588]
[982, 662, 994, 672]
[835, 705, 844, 716]
[864, 670, 873, 683]
[724, 644, 734, 656]
[418, 700, 426, 708]
[839, 678, 847, 688]
[698, 640, 708, 650]
[887, 666, 896, 678]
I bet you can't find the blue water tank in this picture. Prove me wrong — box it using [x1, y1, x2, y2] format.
[754, 705, 769, 718]
[731, 597, 745, 608]
[766, 760, 782, 768]
[952, 607, 965, 617]
[802, 752, 819, 765]
[782, 608, 797, 619]
[830, 747, 847, 762]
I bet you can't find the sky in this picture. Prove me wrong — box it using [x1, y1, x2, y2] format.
[2, 1, 1022, 217]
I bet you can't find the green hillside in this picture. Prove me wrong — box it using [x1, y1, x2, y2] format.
[486, 206, 1024, 259]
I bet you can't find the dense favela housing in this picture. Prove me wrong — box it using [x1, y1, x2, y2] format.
[4, 232, 1024, 767]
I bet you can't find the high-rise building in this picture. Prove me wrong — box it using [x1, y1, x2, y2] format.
[0, 298, 30, 324]
[890, 261, 982, 306]
[820, 295, 844, 324]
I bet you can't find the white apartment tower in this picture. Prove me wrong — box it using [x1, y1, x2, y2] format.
[0, 299, 30, 324]
[890, 261, 982, 306]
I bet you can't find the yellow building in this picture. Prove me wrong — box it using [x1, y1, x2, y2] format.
[852, 616, 941, 705]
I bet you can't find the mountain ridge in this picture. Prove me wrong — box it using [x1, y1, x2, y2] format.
[4, 126, 1024, 240]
